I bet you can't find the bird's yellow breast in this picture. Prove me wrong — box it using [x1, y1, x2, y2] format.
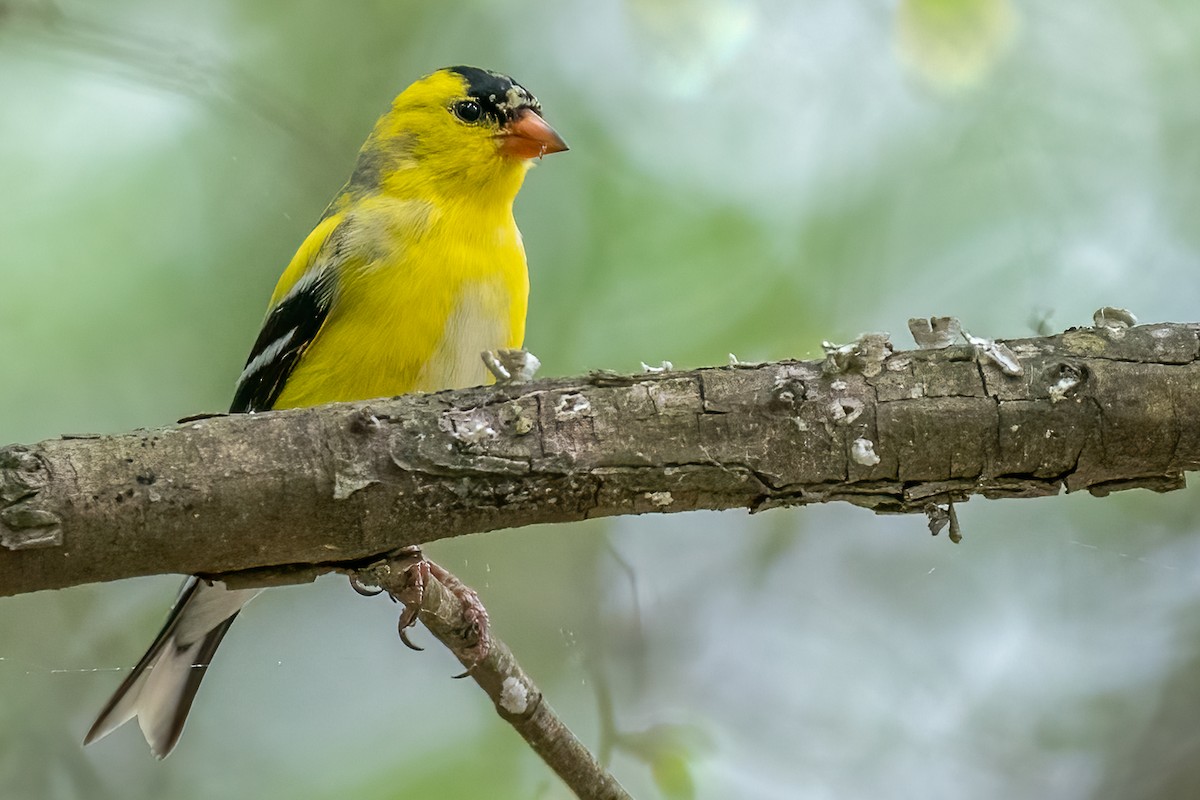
[270, 195, 528, 409]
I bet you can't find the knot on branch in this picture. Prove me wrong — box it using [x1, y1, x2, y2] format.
[0, 445, 62, 550]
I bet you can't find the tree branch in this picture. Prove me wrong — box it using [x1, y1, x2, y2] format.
[2, 322, 1198, 597]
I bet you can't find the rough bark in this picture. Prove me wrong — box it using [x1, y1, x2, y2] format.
[2, 322, 1197, 598]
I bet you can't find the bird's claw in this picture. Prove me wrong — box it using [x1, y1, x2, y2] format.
[395, 551, 430, 650]
[348, 573, 384, 597]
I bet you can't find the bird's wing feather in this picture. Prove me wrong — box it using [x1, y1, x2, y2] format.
[230, 215, 349, 413]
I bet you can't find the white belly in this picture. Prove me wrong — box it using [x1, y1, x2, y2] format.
[414, 279, 512, 392]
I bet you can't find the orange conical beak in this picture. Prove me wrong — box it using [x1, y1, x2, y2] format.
[499, 108, 568, 159]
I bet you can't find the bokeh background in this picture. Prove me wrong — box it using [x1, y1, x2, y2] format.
[3, 1, 1200, 798]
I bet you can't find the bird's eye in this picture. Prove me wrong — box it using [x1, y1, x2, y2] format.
[452, 100, 482, 123]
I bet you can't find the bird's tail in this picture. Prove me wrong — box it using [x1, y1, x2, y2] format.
[84, 577, 260, 758]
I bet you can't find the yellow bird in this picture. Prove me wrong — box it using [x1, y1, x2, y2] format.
[84, 66, 567, 758]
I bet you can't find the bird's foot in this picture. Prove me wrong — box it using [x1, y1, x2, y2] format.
[481, 348, 541, 384]
[352, 547, 491, 670]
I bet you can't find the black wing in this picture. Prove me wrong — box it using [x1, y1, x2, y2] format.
[230, 268, 335, 413]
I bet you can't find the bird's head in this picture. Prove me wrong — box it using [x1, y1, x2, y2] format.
[348, 66, 567, 206]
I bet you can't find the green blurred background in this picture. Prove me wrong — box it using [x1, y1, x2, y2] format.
[3, 1, 1200, 797]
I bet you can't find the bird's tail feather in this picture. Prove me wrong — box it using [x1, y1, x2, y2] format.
[85, 577, 258, 758]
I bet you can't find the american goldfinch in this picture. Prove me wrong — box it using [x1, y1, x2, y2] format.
[84, 66, 567, 758]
